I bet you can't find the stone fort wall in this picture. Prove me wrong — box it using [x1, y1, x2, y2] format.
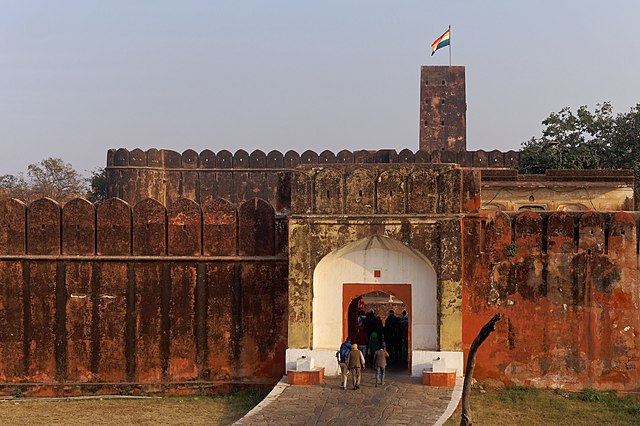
[0, 146, 638, 392]
[463, 210, 640, 390]
[0, 196, 288, 394]
[105, 148, 518, 207]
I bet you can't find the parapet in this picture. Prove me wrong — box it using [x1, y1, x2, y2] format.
[106, 148, 521, 168]
[290, 163, 481, 215]
[104, 148, 513, 208]
[481, 168, 635, 183]
[0, 197, 287, 257]
[471, 210, 640, 258]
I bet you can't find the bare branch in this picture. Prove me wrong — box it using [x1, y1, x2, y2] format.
[460, 313, 502, 426]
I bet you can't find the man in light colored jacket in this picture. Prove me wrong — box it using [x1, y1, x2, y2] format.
[346, 343, 365, 390]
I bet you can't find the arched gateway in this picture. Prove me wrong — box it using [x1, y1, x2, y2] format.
[313, 236, 436, 355]
[286, 163, 471, 377]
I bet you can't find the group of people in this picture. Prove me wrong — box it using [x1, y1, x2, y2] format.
[335, 308, 409, 390]
[336, 337, 388, 390]
[353, 309, 409, 366]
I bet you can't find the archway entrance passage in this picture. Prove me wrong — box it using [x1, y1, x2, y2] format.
[344, 287, 411, 370]
[311, 235, 438, 376]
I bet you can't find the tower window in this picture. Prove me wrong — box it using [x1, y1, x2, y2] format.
[440, 120, 445, 126]
[424, 118, 428, 126]
[441, 80, 446, 85]
[441, 99, 445, 104]
[425, 80, 429, 85]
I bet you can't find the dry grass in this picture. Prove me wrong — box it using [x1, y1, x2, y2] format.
[0, 389, 269, 426]
[445, 386, 640, 426]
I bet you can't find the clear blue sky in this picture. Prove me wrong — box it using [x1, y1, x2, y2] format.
[2, 1, 639, 175]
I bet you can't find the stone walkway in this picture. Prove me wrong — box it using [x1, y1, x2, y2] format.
[235, 369, 462, 426]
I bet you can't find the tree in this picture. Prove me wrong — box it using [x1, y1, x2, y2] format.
[0, 157, 88, 203]
[0, 173, 30, 201]
[87, 168, 107, 202]
[519, 103, 640, 208]
[599, 104, 640, 172]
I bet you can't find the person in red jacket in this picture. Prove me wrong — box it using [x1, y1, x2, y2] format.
[355, 326, 368, 364]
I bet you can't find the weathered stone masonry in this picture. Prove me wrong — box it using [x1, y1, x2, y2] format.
[104, 147, 518, 208]
[0, 147, 638, 393]
[0, 196, 287, 393]
[287, 163, 480, 352]
[463, 210, 640, 390]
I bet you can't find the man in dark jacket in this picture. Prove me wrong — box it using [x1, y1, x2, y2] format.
[346, 343, 365, 390]
[373, 342, 390, 386]
[336, 337, 351, 390]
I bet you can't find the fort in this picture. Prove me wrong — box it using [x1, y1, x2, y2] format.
[0, 66, 638, 395]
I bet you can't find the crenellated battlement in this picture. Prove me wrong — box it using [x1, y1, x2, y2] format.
[471, 209, 640, 257]
[290, 163, 480, 215]
[106, 147, 521, 168]
[0, 197, 286, 258]
[4, 197, 638, 259]
[105, 147, 517, 208]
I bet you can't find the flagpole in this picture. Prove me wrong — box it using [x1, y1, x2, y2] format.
[449, 25, 452, 67]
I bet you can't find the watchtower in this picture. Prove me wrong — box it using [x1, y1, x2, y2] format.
[419, 66, 467, 152]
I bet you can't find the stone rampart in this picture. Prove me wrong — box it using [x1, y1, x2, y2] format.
[105, 148, 517, 207]
[462, 210, 640, 391]
[0, 197, 287, 394]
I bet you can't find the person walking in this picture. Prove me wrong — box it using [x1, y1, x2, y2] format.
[346, 343, 365, 390]
[401, 310, 409, 363]
[368, 331, 381, 365]
[355, 326, 368, 363]
[336, 337, 351, 390]
[373, 343, 390, 387]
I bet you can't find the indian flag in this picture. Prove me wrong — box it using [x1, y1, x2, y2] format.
[431, 28, 450, 56]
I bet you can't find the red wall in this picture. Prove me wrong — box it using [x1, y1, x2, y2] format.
[0, 197, 288, 392]
[462, 210, 640, 391]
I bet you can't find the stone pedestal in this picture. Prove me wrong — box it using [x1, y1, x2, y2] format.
[422, 370, 456, 387]
[287, 367, 325, 385]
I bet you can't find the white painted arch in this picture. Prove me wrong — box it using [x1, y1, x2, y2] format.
[312, 235, 438, 352]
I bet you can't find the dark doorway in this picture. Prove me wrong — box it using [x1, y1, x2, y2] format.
[347, 292, 410, 370]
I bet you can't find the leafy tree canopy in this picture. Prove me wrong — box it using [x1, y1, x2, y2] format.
[87, 167, 107, 202]
[519, 102, 640, 175]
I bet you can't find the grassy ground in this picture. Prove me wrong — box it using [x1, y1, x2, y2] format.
[0, 388, 270, 426]
[445, 386, 640, 426]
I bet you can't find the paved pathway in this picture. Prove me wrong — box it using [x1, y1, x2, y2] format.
[235, 369, 462, 426]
